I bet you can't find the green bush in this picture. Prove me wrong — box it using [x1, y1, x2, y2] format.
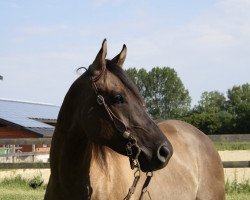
[28, 175, 44, 189]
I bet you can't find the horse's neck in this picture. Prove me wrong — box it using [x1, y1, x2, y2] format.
[51, 126, 133, 199]
[89, 147, 134, 199]
[50, 76, 93, 185]
[48, 106, 93, 198]
[49, 77, 134, 198]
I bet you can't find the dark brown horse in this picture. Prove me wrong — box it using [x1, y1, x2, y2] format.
[45, 40, 225, 200]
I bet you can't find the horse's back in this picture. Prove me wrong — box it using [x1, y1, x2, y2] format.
[148, 120, 225, 200]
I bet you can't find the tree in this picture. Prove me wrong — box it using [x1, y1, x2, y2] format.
[125, 67, 191, 119]
[183, 91, 234, 134]
[184, 84, 250, 134]
[195, 91, 226, 113]
[227, 83, 250, 133]
[126, 68, 148, 98]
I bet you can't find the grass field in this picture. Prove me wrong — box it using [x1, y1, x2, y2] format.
[0, 175, 45, 200]
[215, 142, 250, 151]
[226, 193, 250, 200]
[0, 188, 45, 200]
[0, 142, 249, 199]
[0, 175, 249, 200]
[225, 179, 250, 199]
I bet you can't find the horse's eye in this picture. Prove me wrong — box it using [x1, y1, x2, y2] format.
[113, 94, 125, 104]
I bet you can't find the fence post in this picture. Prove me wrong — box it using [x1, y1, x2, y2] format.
[32, 144, 35, 162]
[11, 145, 16, 163]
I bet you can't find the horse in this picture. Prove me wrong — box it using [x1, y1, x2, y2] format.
[44, 39, 225, 200]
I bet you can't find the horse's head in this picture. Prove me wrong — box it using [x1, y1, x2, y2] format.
[82, 39, 173, 172]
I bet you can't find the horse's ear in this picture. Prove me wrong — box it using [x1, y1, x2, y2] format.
[89, 39, 107, 75]
[111, 44, 127, 67]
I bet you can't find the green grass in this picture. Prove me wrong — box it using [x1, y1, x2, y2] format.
[225, 177, 250, 200]
[0, 175, 27, 188]
[0, 188, 45, 200]
[0, 175, 46, 200]
[215, 142, 250, 151]
[226, 193, 250, 200]
[226, 179, 250, 194]
[0, 175, 249, 199]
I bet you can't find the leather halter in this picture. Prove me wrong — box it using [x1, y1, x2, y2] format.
[91, 66, 132, 139]
[88, 65, 152, 200]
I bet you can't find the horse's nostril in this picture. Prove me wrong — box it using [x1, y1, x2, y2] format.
[160, 146, 169, 158]
[157, 145, 171, 163]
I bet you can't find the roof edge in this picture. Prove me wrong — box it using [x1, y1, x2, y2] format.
[0, 98, 59, 107]
[0, 118, 45, 137]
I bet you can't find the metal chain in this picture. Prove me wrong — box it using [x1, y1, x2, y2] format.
[124, 137, 154, 200]
[124, 137, 141, 200]
[123, 167, 141, 200]
[139, 172, 153, 200]
[126, 137, 141, 169]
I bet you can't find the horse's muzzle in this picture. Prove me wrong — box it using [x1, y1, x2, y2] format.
[138, 142, 172, 172]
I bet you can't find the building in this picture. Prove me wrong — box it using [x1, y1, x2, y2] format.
[0, 99, 60, 153]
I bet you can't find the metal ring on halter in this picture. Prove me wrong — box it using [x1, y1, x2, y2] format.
[123, 131, 131, 139]
[97, 95, 105, 105]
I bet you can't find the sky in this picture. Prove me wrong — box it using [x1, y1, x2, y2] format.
[0, 0, 249, 107]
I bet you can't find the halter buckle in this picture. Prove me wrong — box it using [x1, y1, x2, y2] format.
[97, 95, 105, 105]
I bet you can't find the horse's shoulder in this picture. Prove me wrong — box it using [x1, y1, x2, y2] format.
[157, 119, 209, 141]
[157, 120, 179, 134]
[157, 119, 195, 134]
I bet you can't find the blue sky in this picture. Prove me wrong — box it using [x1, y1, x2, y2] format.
[0, 0, 249, 106]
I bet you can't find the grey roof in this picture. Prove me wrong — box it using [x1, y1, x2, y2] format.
[0, 99, 60, 137]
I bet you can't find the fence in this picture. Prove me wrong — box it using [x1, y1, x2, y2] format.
[208, 134, 250, 142]
[0, 135, 249, 169]
[0, 138, 51, 164]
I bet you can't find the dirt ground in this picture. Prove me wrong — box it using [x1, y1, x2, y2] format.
[0, 150, 249, 183]
[219, 150, 250, 182]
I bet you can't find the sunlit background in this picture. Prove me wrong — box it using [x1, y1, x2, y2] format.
[0, 0, 249, 106]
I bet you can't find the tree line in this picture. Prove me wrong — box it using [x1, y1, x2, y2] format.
[125, 67, 250, 135]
